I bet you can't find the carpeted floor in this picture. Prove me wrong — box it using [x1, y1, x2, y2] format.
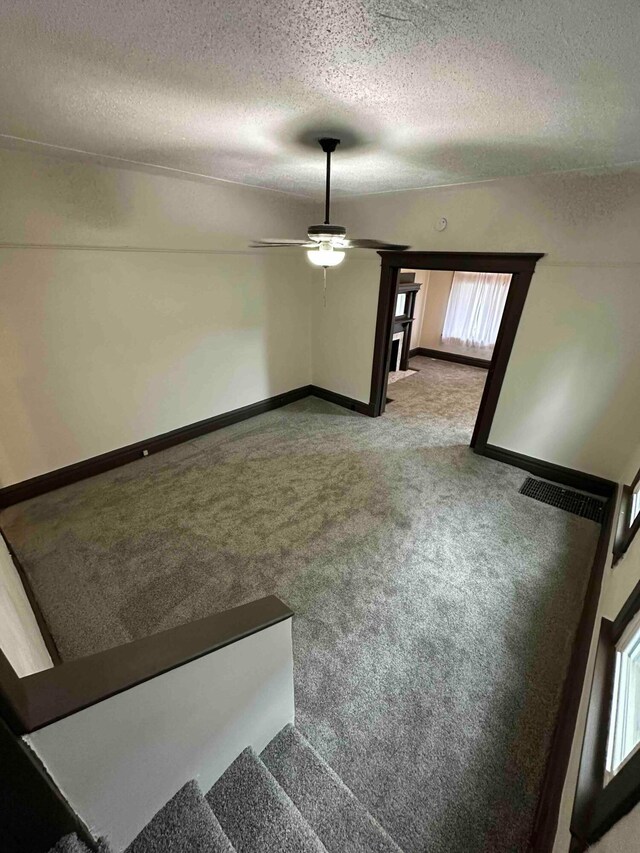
[1, 357, 599, 853]
[387, 368, 417, 384]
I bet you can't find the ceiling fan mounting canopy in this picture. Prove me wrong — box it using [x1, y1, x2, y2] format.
[318, 137, 340, 154]
[307, 223, 347, 242]
[250, 136, 410, 264]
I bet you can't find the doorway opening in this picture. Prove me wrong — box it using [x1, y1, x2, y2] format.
[368, 252, 543, 453]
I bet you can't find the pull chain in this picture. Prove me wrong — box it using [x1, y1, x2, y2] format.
[323, 266, 327, 308]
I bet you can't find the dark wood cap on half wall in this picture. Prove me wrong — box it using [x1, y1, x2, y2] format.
[0, 595, 293, 735]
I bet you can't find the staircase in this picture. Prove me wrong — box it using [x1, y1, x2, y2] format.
[50, 725, 403, 853]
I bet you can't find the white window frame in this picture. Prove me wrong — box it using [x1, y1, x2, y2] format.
[606, 608, 640, 781]
[631, 483, 640, 526]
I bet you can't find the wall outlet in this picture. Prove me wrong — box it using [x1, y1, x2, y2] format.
[142, 449, 149, 457]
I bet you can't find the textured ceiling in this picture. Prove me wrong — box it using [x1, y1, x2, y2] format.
[1, 0, 639, 197]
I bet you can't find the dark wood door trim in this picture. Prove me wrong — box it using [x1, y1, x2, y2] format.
[370, 252, 544, 453]
[370, 261, 400, 416]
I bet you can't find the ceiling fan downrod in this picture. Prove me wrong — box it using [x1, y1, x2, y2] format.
[319, 138, 340, 225]
[249, 135, 409, 259]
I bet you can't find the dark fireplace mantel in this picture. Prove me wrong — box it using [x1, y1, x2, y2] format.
[392, 273, 422, 372]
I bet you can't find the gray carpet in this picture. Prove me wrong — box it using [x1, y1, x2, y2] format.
[49, 834, 111, 853]
[49, 835, 94, 853]
[206, 748, 328, 852]
[261, 724, 402, 853]
[2, 357, 600, 853]
[126, 780, 233, 853]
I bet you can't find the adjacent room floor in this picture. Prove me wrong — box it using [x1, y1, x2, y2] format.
[1, 356, 600, 853]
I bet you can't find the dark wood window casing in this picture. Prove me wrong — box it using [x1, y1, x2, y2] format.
[571, 578, 640, 849]
[613, 466, 640, 565]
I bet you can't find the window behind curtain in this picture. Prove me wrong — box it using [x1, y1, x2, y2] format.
[441, 271, 512, 349]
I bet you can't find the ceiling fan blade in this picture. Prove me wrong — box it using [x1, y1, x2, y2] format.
[253, 141, 405, 253]
[250, 239, 314, 247]
[344, 239, 410, 250]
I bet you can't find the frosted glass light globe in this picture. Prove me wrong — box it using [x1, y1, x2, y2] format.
[306, 244, 345, 267]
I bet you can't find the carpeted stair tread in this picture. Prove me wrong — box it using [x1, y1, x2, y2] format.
[48, 836, 113, 853]
[48, 834, 112, 853]
[206, 747, 327, 853]
[126, 779, 233, 852]
[48, 835, 93, 853]
[261, 725, 403, 853]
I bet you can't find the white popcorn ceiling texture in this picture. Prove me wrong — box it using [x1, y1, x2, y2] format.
[0, 0, 639, 197]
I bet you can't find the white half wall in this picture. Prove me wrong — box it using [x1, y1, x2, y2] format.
[0, 534, 52, 676]
[0, 147, 316, 485]
[25, 618, 295, 852]
[321, 167, 640, 481]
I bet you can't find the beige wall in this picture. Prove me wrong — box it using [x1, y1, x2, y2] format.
[408, 269, 429, 350]
[588, 799, 640, 852]
[8, 151, 637, 484]
[318, 167, 640, 481]
[309, 256, 381, 401]
[554, 444, 640, 852]
[0, 148, 316, 485]
[0, 535, 52, 676]
[419, 269, 454, 349]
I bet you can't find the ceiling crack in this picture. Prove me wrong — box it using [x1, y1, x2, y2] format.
[375, 12, 413, 23]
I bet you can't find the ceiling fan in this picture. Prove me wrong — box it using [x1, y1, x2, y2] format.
[251, 138, 410, 267]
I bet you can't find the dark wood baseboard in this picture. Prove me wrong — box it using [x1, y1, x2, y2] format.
[0, 387, 316, 508]
[478, 444, 616, 499]
[410, 346, 491, 370]
[308, 385, 373, 415]
[529, 488, 617, 852]
[0, 384, 374, 508]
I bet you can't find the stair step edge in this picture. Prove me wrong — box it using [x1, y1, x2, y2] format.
[125, 779, 234, 853]
[206, 746, 328, 853]
[261, 725, 404, 853]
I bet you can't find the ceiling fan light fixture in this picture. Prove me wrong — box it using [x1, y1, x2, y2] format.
[306, 243, 345, 268]
[251, 137, 410, 260]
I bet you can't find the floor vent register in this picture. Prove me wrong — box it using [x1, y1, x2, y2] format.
[519, 477, 605, 523]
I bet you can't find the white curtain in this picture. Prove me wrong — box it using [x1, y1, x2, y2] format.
[441, 271, 512, 348]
